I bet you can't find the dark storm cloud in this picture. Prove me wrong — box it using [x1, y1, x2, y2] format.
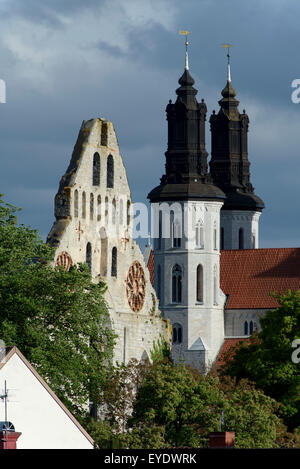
[0, 0, 299, 247]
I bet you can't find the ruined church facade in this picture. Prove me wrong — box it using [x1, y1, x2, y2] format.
[47, 118, 171, 365]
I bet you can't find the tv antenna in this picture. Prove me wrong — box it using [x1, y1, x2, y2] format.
[0, 380, 8, 422]
[179, 30, 190, 70]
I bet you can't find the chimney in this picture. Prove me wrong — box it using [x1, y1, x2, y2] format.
[209, 431, 235, 449]
[0, 422, 22, 450]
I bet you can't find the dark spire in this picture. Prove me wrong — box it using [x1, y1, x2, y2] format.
[148, 61, 225, 203]
[209, 62, 264, 211]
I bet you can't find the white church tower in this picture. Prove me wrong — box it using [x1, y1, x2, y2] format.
[209, 50, 264, 250]
[148, 42, 226, 371]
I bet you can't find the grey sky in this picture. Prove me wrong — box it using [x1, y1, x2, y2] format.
[0, 0, 299, 248]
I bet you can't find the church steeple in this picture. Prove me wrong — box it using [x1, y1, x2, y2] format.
[149, 36, 224, 202]
[209, 49, 264, 211]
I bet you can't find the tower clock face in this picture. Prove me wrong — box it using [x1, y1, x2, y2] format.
[55, 251, 73, 271]
[126, 261, 146, 312]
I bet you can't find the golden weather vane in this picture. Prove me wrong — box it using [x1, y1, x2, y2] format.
[179, 30, 190, 70]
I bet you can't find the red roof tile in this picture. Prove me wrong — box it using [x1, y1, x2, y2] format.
[214, 337, 251, 371]
[147, 247, 300, 309]
[220, 248, 300, 309]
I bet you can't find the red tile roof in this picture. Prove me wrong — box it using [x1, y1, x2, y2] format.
[213, 337, 251, 371]
[147, 247, 300, 309]
[220, 248, 300, 309]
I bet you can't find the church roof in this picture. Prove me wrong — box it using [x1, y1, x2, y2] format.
[147, 247, 300, 310]
[213, 337, 251, 371]
[221, 247, 300, 309]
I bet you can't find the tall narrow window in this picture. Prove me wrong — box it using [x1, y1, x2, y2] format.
[100, 227, 108, 276]
[105, 196, 109, 224]
[220, 227, 224, 250]
[111, 247, 117, 277]
[249, 320, 254, 335]
[172, 323, 183, 344]
[172, 220, 182, 248]
[244, 321, 249, 335]
[195, 221, 204, 248]
[158, 210, 162, 250]
[112, 198, 116, 224]
[93, 152, 100, 186]
[127, 200, 131, 226]
[157, 264, 161, 301]
[239, 228, 244, 250]
[213, 222, 217, 250]
[86, 242, 92, 273]
[90, 193, 94, 220]
[74, 190, 78, 218]
[252, 233, 256, 248]
[196, 265, 203, 303]
[172, 264, 182, 303]
[97, 195, 101, 221]
[107, 155, 114, 188]
[82, 192, 86, 219]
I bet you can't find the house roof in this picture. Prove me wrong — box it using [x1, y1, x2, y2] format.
[220, 248, 300, 309]
[0, 346, 94, 446]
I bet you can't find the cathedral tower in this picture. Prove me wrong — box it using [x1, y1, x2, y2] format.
[148, 41, 226, 371]
[209, 51, 264, 250]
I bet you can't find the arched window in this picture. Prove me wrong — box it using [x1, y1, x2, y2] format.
[93, 152, 100, 186]
[107, 155, 114, 188]
[249, 320, 254, 335]
[172, 264, 182, 303]
[213, 265, 218, 305]
[111, 247, 117, 277]
[220, 227, 224, 250]
[157, 210, 162, 250]
[239, 228, 244, 250]
[82, 192, 86, 219]
[74, 189, 78, 218]
[86, 242, 92, 273]
[90, 193, 94, 220]
[157, 264, 161, 301]
[172, 323, 183, 344]
[196, 265, 203, 303]
[244, 321, 249, 335]
[127, 200, 131, 226]
[97, 195, 101, 221]
[195, 221, 204, 249]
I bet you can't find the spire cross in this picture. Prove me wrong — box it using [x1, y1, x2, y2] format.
[179, 30, 190, 70]
[222, 43, 232, 82]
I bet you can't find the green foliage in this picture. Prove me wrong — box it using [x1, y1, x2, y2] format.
[223, 290, 300, 430]
[150, 336, 172, 363]
[0, 195, 116, 418]
[129, 360, 284, 448]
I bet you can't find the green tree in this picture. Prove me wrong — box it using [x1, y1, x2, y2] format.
[223, 290, 300, 431]
[0, 195, 116, 418]
[129, 360, 284, 448]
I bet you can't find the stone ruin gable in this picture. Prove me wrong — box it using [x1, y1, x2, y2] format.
[47, 118, 171, 363]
